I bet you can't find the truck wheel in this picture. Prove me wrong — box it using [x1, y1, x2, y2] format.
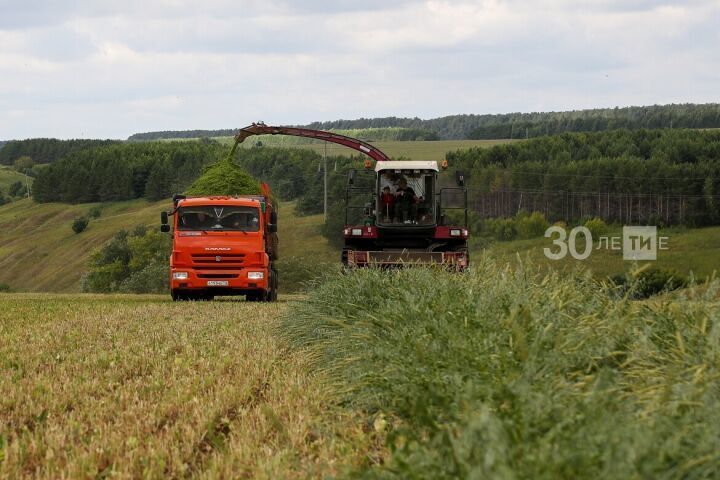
[266, 268, 278, 302]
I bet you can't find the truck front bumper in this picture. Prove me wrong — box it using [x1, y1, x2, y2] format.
[170, 267, 269, 292]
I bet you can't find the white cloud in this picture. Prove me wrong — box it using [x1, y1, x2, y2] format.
[0, 0, 718, 138]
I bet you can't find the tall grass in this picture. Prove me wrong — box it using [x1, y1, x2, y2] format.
[282, 260, 720, 479]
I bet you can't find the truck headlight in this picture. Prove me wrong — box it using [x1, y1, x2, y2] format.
[173, 272, 188, 280]
[248, 271, 264, 280]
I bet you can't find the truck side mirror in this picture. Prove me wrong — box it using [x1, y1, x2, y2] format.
[160, 211, 170, 232]
[347, 169, 356, 186]
[456, 170, 465, 187]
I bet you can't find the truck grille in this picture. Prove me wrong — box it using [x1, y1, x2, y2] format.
[191, 253, 245, 266]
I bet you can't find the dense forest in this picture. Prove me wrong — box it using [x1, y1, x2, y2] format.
[33, 142, 225, 203]
[239, 129, 720, 234]
[237, 129, 720, 240]
[29, 128, 720, 236]
[448, 129, 720, 226]
[126, 103, 720, 141]
[0, 138, 119, 165]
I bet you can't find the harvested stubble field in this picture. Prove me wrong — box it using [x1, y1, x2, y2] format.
[0, 294, 377, 479]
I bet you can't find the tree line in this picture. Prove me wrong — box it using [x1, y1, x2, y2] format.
[0, 138, 118, 165]
[33, 141, 225, 203]
[308, 104, 720, 140]
[128, 127, 438, 142]
[123, 103, 720, 141]
[447, 129, 720, 226]
[127, 129, 237, 141]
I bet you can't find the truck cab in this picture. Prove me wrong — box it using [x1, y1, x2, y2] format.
[161, 194, 278, 302]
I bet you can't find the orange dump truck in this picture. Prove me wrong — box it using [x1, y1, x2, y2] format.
[160, 185, 278, 302]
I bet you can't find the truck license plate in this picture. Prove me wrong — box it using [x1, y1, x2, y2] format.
[206, 280, 229, 287]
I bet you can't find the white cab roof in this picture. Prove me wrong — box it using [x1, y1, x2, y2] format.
[375, 160, 439, 172]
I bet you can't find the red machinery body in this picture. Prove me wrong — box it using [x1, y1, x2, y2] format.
[162, 185, 278, 301]
[236, 123, 391, 163]
[235, 123, 469, 271]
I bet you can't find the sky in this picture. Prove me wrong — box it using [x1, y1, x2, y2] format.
[0, 0, 718, 139]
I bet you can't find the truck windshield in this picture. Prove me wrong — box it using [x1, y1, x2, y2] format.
[177, 206, 260, 232]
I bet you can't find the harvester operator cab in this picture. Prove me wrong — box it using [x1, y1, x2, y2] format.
[375, 161, 439, 227]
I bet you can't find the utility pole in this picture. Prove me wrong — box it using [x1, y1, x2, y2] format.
[323, 141, 328, 221]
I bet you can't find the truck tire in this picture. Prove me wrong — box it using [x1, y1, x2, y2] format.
[267, 267, 278, 302]
[246, 292, 262, 302]
[171, 290, 187, 301]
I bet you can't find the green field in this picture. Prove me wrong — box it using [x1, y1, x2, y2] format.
[476, 226, 720, 281]
[208, 137, 517, 161]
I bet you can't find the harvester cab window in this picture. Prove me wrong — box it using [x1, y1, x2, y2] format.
[378, 171, 435, 225]
[178, 206, 260, 232]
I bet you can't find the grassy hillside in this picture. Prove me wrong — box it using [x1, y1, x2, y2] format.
[0, 198, 165, 292]
[0, 166, 30, 192]
[477, 226, 720, 280]
[0, 294, 376, 478]
[0, 198, 334, 293]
